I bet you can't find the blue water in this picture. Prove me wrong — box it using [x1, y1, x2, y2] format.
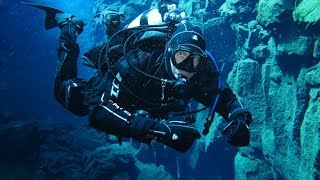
[1, 0, 94, 114]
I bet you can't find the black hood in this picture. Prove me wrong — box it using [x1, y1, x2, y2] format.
[166, 21, 206, 58]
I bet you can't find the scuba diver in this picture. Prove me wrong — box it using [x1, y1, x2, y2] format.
[82, 0, 186, 75]
[24, 1, 252, 152]
[127, 0, 186, 28]
[81, 10, 125, 74]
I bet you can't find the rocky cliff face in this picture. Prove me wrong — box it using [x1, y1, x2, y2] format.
[181, 0, 320, 179]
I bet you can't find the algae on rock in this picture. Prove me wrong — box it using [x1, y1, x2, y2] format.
[293, 0, 320, 25]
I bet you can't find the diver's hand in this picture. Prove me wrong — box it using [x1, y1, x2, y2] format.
[164, 9, 188, 24]
[153, 121, 201, 152]
[128, 114, 156, 138]
[222, 110, 252, 147]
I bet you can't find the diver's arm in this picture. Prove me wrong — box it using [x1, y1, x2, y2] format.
[193, 71, 252, 146]
[214, 81, 252, 123]
[88, 100, 200, 152]
[191, 61, 252, 124]
[214, 81, 252, 147]
[88, 99, 154, 138]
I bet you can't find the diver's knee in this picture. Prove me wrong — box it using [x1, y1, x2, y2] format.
[55, 78, 89, 116]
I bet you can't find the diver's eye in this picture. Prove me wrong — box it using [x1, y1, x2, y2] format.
[178, 51, 184, 56]
[174, 50, 191, 64]
[176, 50, 189, 57]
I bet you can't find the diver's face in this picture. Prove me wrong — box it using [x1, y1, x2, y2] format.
[174, 50, 200, 68]
[104, 14, 121, 37]
[167, 4, 177, 11]
[171, 50, 201, 79]
[105, 21, 120, 37]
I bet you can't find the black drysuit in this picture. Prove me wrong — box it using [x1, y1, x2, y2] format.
[54, 23, 250, 152]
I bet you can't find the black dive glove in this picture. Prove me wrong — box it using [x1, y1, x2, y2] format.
[153, 121, 201, 152]
[128, 113, 157, 144]
[222, 109, 252, 147]
[128, 111, 200, 152]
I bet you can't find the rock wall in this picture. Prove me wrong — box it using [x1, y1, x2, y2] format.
[181, 0, 320, 179]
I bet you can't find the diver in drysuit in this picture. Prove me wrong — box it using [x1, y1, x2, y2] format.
[24, 1, 252, 152]
[82, 0, 186, 75]
[127, 0, 186, 28]
[81, 10, 125, 75]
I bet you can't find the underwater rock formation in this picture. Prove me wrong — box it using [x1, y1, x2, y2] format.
[256, 0, 294, 30]
[0, 117, 173, 179]
[277, 35, 313, 57]
[0, 114, 40, 179]
[82, 143, 139, 179]
[223, 0, 320, 179]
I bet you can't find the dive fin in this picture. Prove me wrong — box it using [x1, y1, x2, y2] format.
[21, 2, 67, 30]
